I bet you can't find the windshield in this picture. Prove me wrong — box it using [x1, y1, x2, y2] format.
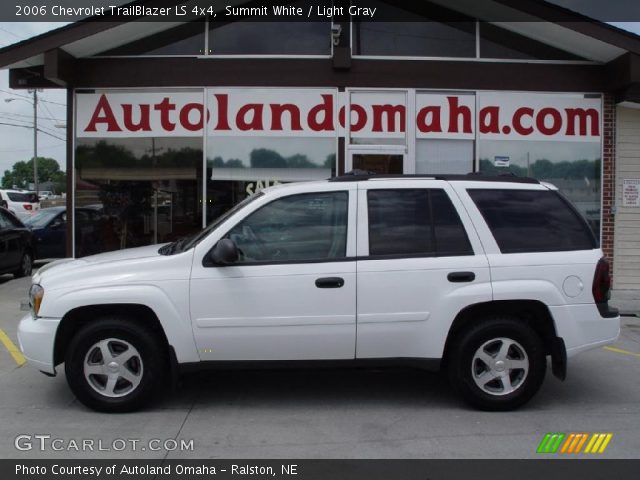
[24, 209, 60, 228]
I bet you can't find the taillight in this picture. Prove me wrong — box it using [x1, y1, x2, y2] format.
[592, 258, 611, 303]
[23, 204, 32, 211]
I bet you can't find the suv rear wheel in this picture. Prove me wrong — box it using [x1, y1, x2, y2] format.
[65, 318, 166, 412]
[447, 317, 546, 411]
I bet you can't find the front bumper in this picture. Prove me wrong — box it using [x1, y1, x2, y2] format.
[549, 304, 620, 357]
[17, 313, 61, 375]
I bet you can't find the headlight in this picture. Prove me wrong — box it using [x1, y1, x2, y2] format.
[29, 284, 44, 317]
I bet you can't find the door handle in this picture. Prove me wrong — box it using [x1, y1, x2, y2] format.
[315, 277, 345, 288]
[447, 271, 475, 283]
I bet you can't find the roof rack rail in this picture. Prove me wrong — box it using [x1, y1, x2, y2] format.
[328, 171, 540, 184]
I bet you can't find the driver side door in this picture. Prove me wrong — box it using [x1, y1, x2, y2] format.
[190, 186, 357, 361]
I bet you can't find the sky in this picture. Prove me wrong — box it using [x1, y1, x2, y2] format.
[0, 22, 68, 178]
[0, 15, 639, 177]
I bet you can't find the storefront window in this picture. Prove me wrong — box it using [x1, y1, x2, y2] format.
[416, 139, 474, 174]
[478, 140, 602, 238]
[206, 136, 335, 223]
[349, 90, 407, 146]
[208, 21, 330, 55]
[204, 87, 337, 223]
[75, 137, 203, 255]
[96, 21, 206, 56]
[72, 87, 603, 256]
[352, 1, 475, 57]
[208, 1, 330, 56]
[476, 92, 602, 238]
[479, 23, 586, 61]
[354, 21, 476, 57]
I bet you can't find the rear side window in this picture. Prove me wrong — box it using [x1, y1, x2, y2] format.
[467, 189, 597, 253]
[7, 192, 35, 202]
[367, 189, 473, 257]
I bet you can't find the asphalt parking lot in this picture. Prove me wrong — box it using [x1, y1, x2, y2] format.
[0, 270, 639, 460]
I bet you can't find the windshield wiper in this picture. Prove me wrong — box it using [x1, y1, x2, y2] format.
[158, 235, 192, 255]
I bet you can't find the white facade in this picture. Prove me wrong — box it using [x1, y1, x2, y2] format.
[613, 106, 640, 292]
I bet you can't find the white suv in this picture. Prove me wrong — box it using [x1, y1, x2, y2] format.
[0, 189, 39, 220]
[17, 174, 620, 412]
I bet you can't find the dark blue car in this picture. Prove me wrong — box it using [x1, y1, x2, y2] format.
[24, 207, 102, 259]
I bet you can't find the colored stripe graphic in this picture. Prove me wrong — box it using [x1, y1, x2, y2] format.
[537, 433, 565, 453]
[538, 433, 613, 454]
[560, 433, 589, 454]
[584, 433, 613, 454]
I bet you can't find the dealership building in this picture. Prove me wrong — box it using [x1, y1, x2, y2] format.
[1, 0, 640, 305]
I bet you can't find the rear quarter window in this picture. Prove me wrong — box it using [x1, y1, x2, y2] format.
[467, 189, 597, 253]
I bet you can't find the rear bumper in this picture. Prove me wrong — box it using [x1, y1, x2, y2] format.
[549, 304, 620, 357]
[17, 313, 60, 375]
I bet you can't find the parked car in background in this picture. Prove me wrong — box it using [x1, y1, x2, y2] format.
[38, 191, 54, 201]
[0, 207, 33, 278]
[24, 207, 103, 259]
[0, 189, 39, 221]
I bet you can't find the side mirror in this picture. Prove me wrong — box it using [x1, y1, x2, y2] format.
[209, 238, 239, 265]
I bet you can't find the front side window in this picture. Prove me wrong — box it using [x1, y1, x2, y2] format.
[367, 189, 472, 257]
[226, 191, 348, 263]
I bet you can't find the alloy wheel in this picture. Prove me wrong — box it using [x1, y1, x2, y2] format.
[83, 338, 144, 398]
[471, 337, 529, 396]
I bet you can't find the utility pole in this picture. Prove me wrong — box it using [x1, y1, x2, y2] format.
[4, 90, 42, 195]
[32, 89, 39, 196]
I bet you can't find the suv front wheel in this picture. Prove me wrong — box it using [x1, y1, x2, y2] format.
[448, 317, 546, 411]
[65, 318, 166, 412]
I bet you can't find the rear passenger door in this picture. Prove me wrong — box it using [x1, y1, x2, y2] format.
[355, 180, 492, 360]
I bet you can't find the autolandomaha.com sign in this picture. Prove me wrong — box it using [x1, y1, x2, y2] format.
[76, 89, 601, 142]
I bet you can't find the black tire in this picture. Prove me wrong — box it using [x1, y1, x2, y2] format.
[13, 251, 32, 278]
[64, 318, 167, 412]
[447, 317, 546, 411]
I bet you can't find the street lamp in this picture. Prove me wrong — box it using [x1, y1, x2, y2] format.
[5, 89, 40, 195]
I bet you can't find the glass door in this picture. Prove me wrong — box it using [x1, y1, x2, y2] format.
[348, 150, 405, 175]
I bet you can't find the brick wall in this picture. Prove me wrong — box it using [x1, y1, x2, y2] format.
[601, 94, 616, 271]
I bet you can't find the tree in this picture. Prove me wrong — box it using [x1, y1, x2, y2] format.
[1, 157, 66, 193]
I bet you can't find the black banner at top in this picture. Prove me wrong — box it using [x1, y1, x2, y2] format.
[1, 0, 640, 22]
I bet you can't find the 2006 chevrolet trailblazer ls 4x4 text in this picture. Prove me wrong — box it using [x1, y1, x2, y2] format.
[17, 174, 620, 412]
